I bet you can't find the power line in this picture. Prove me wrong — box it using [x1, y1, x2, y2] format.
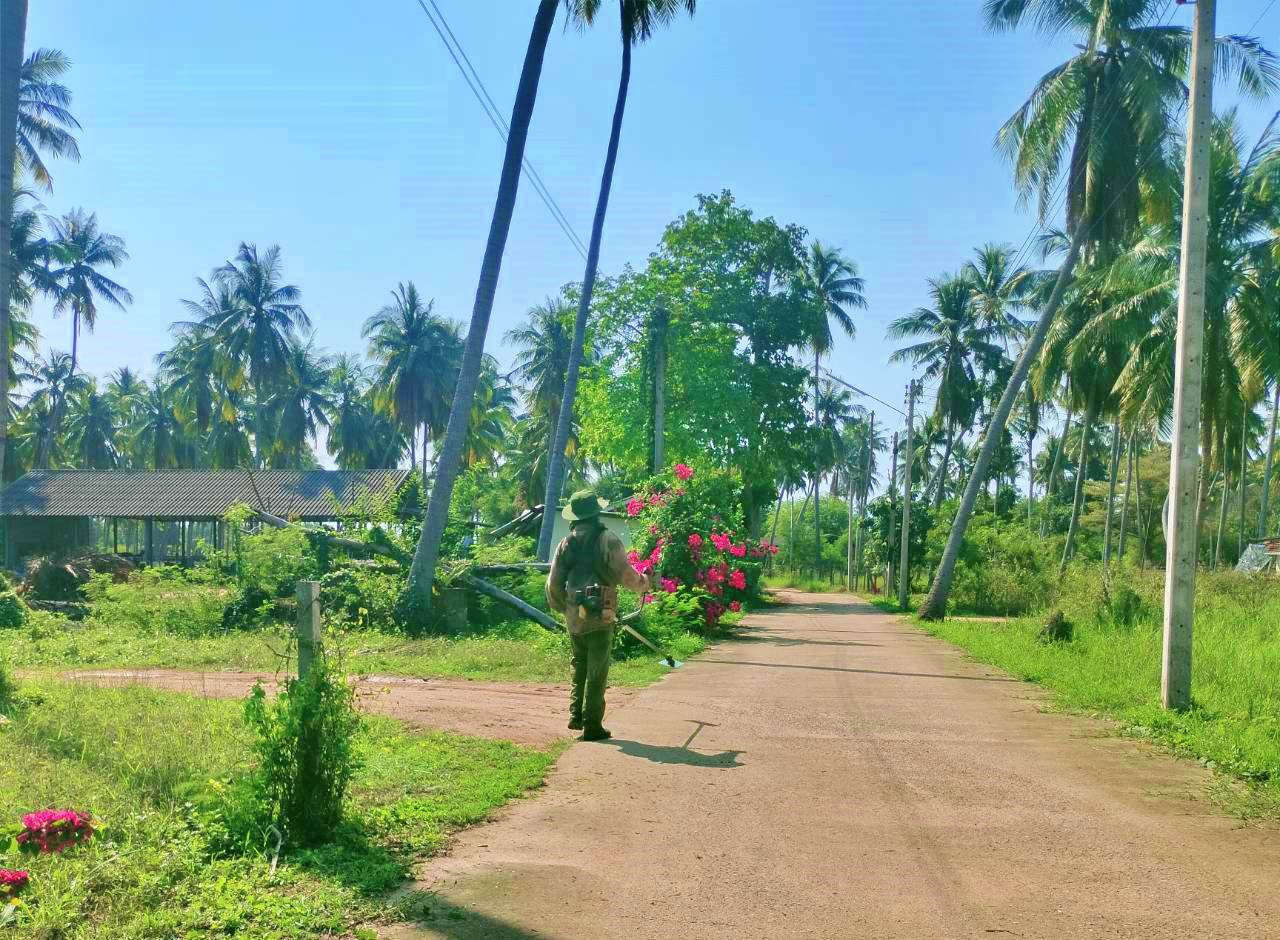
[822, 369, 907, 418]
[413, 0, 591, 261]
[1248, 0, 1279, 34]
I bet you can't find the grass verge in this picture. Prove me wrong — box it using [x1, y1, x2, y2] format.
[0, 679, 560, 938]
[1, 615, 706, 688]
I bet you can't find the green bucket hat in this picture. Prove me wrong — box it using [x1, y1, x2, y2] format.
[562, 489, 609, 521]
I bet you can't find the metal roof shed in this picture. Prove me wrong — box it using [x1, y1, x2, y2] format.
[0, 469, 411, 566]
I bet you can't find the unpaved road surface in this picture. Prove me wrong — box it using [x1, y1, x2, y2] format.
[388, 592, 1280, 940]
[45, 668, 628, 745]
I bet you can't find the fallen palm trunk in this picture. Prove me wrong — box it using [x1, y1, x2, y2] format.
[463, 575, 560, 633]
[249, 509, 410, 564]
[471, 562, 552, 576]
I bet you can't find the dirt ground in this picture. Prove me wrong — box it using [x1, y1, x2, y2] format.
[45, 668, 626, 746]
[379, 592, 1280, 940]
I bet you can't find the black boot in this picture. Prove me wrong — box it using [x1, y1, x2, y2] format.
[580, 726, 612, 742]
[568, 717, 583, 731]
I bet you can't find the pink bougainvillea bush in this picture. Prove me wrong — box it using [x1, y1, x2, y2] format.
[625, 464, 775, 629]
[16, 810, 94, 855]
[0, 869, 28, 898]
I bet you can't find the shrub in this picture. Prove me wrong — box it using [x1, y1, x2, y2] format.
[84, 567, 231, 638]
[1039, 610, 1073, 643]
[0, 578, 26, 631]
[625, 464, 770, 628]
[322, 564, 406, 632]
[0, 655, 13, 716]
[243, 659, 363, 848]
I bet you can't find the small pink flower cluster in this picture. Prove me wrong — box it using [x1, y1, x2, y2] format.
[17, 810, 94, 855]
[673, 463, 694, 481]
[687, 533, 703, 550]
[626, 498, 644, 518]
[660, 577, 679, 594]
[709, 532, 732, 552]
[0, 869, 28, 898]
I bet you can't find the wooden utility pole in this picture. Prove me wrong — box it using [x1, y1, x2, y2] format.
[886, 432, 899, 595]
[853, 412, 874, 590]
[899, 383, 916, 610]
[1162, 0, 1215, 712]
[296, 580, 322, 679]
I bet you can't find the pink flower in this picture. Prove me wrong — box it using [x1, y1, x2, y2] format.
[643, 593, 655, 604]
[18, 810, 93, 855]
[648, 493, 666, 507]
[729, 543, 747, 558]
[631, 558, 653, 575]
[705, 566, 725, 585]
[626, 498, 644, 518]
[674, 463, 694, 481]
[729, 600, 742, 613]
[709, 584, 724, 596]
[649, 544, 664, 563]
[660, 577, 679, 594]
[729, 569, 747, 591]
[649, 524, 659, 534]
[0, 869, 28, 898]
[768, 544, 779, 555]
[627, 550, 641, 565]
[687, 533, 703, 550]
[710, 532, 732, 552]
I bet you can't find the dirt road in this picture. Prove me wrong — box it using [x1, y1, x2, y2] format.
[392, 592, 1280, 940]
[46, 668, 628, 745]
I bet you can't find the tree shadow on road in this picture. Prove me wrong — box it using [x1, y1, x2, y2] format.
[394, 891, 557, 939]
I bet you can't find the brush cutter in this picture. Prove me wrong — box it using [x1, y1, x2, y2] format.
[620, 593, 682, 668]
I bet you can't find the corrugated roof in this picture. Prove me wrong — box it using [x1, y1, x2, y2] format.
[0, 469, 411, 520]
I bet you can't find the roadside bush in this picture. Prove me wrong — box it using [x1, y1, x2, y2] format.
[0, 577, 26, 630]
[84, 567, 232, 638]
[242, 659, 363, 848]
[626, 464, 770, 628]
[323, 564, 406, 632]
[926, 507, 1054, 616]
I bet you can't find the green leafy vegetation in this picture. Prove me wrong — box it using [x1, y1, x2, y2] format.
[0, 679, 557, 937]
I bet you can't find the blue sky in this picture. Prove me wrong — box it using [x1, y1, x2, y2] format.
[22, 0, 1280, 465]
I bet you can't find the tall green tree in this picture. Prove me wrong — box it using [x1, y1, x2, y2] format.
[803, 240, 866, 566]
[408, 0, 562, 606]
[197, 243, 309, 465]
[268, 338, 333, 468]
[16, 48, 80, 191]
[537, 0, 697, 561]
[41, 209, 130, 466]
[65, 379, 118, 469]
[506, 294, 572, 449]
[889, 275, 995, 509]
[363, 282, 462, 471]
[921, 0, 1276, 618]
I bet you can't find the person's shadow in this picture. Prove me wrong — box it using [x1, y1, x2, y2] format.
[603, 720, 744, 768]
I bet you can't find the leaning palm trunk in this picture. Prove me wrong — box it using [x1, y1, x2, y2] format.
[536, 26, 632, 561]
[1238, 406, 1247, 559]
[1214, 474, 1229, 570]
[812, 348, 821, 578]
[0, 0, 24, 486]
[1059, 395, 1097, 574]
[1117, 431, 1134, 560]
[1259, 384, 1279, 537]
[1101, 419, 1121, 568]
[407, 0, 559, 605]
[920, 225, 1085, 620]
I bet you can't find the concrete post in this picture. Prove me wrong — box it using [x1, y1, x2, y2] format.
[296, 580, 322, 680]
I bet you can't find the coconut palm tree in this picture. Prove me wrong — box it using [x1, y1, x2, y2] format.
[133, 384, 181, 470]
[963, 242, 1033, 349]
[506, 295, 572, 437]
[363, 282, 463, 471]
[325, 354, 376, 470]
[16, 48, 80, 192]
[65, 379, 118, 469]
[800, 240, 867, 570]
[408, 0, 564, 605]
[464, 356, 518, 469]
[889, 275, 996, 510]
[25, 349, 84, 467]
[0, 1, 28, 489]
[45, 210, 131, 371]
[920, 0, 1277, 618]
[195, 244, 308, 464]
[536, 0, 698, 561]
[159, 325, 221, 435]
[268, 338, 333, 468]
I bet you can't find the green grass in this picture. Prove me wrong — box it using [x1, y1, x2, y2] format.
[2, 613, 704, 687]
[0, 679, 559, 938]
[763, 573, 854, 594]
[878, 568, 1280, 819]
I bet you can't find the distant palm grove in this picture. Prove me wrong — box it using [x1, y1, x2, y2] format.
[7, 0, 1280, 612]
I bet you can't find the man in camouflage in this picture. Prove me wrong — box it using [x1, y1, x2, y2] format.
[546, 489, 651, 741]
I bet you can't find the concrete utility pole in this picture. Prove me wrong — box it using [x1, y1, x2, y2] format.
[1162, 0, 1215, 712]
[899, 382, 917, 611]
[886, 431, 899, 595]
